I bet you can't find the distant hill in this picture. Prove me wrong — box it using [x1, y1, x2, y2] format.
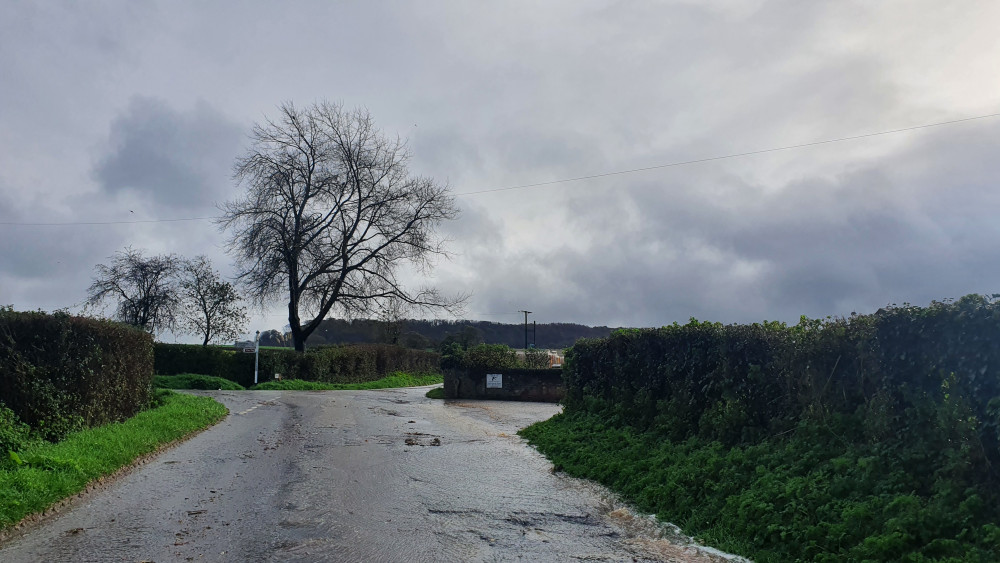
[259, 318, 615, 349]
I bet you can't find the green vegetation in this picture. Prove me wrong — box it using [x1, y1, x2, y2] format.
[425, 386, 445, 399]
[0, 404, 35, 457]
[521, 411, 1000, 562]
[250, 372, 442, 391]
[1, 308, 154, 441]
[153, 374, 245, 390]
[1, 392, 227, 529]
[155, 342, 440, 387]
[443, 342, 553, 370]
[525, 295, 1000, 562]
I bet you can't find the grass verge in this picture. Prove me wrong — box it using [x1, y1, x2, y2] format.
[0, 391, 227, 530]
[154, 373, 246, 390]
[250, 372, 443, 391]
[425, 386, 445, 399]
[519, 410, 1000, 563]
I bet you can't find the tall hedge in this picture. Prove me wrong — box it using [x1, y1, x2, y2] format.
[564, 295, 1000, 471]
[154, 342, 440, 387]
[0, 308, 154, 440]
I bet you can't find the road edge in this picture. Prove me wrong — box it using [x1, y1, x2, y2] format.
[0, 402, 230, 546]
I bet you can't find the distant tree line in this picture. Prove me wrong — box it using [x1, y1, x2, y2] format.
[257, 318, 614, 350]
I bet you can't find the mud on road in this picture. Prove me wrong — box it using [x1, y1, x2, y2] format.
[0, 388, 745, 562]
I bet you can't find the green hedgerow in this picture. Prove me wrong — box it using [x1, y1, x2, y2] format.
[153, 374, 245, 391]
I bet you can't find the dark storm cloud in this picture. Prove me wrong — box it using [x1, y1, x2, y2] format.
[2, 0, 999, 334]
[93, 97, 244, 210]
[480, 120, 1000, 327]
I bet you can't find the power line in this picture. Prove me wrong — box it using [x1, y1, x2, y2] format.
[2, 111, 997, 226]
[0, 217, 215, 226]
[454, 111, 1000, 196]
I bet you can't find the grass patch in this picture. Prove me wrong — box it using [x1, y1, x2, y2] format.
[154, 374, 245, 390]
[519, 410, 1000, 563]
[425, 386, 446, 399]
[250, 372, 443, 391]
[0, 392, 227, 530]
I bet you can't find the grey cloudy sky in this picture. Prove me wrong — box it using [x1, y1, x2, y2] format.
[2, 1, 999, 340]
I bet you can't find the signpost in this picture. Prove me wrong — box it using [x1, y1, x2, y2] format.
[254, 330, 260, 385]
[486, 373, 503, 389]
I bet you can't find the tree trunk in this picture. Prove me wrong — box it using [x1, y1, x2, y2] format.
[289, 300, 306, 352]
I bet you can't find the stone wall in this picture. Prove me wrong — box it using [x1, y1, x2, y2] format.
[444, 367, 564, 402]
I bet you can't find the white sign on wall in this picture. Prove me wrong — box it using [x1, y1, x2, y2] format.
[486, 373, 503, 388]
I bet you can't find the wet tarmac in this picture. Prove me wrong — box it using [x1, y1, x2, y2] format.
[0, 387, 746, 562]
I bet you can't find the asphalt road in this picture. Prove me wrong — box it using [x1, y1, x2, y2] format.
[0, 387, 739, 562]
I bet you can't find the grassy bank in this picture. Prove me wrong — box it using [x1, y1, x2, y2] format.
[0, 392, 227, 530]
[154, 373, 246, 390]
[519, 411, 1000, 563]
[250, 371, 443, 391]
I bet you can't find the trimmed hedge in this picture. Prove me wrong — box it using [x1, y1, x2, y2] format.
[565, 295, 1000, 462]
[555, 294, 1000, 561]
[154, 342, 440, 387]
[0, 308, 154, 441]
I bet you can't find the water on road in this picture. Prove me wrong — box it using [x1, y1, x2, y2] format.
[0, 387, 741, 562]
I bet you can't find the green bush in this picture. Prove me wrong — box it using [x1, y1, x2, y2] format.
[440, 342, 465, 369]
[461, 343, 552, 369]
[0, 403, 33, 459]
[463, 343, 518, 369]
[523, 347, 551, 369]
[153, 374, 245, 391]
[0, 308, 154, 441]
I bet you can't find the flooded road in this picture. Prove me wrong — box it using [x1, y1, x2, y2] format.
[0, 388, 739, 562]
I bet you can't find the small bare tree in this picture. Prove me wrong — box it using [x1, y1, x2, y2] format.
[178, 256, 249, 346]
[219, 101, 463, 352]
[87, 247, 180, 334]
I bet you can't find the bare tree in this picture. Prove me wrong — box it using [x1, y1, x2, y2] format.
[178, 256, 249, 346]
[218, 101, 463, 352]
[87, 247, 180, 333]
